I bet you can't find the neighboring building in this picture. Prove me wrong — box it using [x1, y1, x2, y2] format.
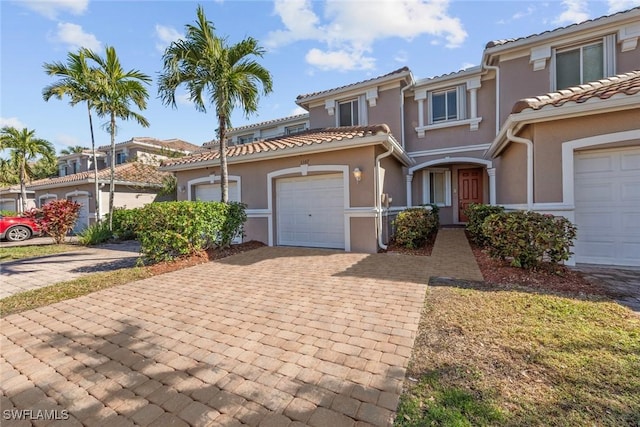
[163, 7, 640, 266]
[27, 137, 199, 232]
[227, 114, 310, 146]
[0, 185, 36, 213]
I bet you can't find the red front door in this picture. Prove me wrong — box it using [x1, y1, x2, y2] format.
[458, 168, 483, 222]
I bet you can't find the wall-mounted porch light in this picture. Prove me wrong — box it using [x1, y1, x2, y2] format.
[353, 167, 362, 183]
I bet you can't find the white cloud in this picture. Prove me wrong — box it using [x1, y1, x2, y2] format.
[0, 117, 26, 130]
[290, 106, 308, 116]
[512, 6, 535, 20]
[21, 0, 88, 19]
[267, 0, 466, 71]
[176, 92, 193, 106]
[394, 50, 409, 63]
[461, 62, 476, 70]
[554, 0, 589, 24]
[155, 24, 183, 53]
[52, 22, 101, 51]
[608, 0, 640, 13]
[305, 48, 375, 71]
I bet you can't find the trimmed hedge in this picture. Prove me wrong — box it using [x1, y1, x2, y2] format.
[136, 201, 247, 263]
[110, 207, 141, 241]
[482, 210, 577, 269]
[393, 205, 439, 249]
[464, 203, 505, 246]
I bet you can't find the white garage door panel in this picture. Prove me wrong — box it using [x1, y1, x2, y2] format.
[277, 174, 345, 249]
[574, 147, 640, 266]
[0, 200, 15, 211]
[71, 196, 89, 233]
[194, 182, 238, 202]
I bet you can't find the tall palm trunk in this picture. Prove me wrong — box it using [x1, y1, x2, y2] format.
[109, 111, 116, 230]
[218, 116, 228, 203]
[19, 158, 27, 213]
[87, 101, 100, 224]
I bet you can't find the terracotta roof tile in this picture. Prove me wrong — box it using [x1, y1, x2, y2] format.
[163, 125, 392, 167]
[296, 67, 410, 101]
[98, 137, 199, 152]
[485, 7, 639, 49]
[511, 71, 640, 113]
[28, 162, 169, 188]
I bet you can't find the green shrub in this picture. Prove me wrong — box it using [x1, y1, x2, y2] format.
[1, 209, 17, 216]
[393, 206, 439, 249]
[136, 201, 247, 263]
[482, 210, 577, 269]
[464, 203, 505, 246]
[109, 207, 141, 240]
[78, 221, 113, 245]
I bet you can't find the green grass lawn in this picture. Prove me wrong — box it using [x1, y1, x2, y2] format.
[396, 284, 640, 426]
[0, 243, 79, 261]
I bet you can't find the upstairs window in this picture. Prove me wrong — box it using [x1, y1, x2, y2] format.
[285, 124, 306, 135]
[115, 152, 127, 164]
[428, 86, 466, 124]
[555, 41, 604, 90]
[339, 99, 359, 126]
[237, 134, 254, 144]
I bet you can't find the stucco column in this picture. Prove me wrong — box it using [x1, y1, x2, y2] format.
[406, 173, 414, 207]
[487, 168, 496, 205]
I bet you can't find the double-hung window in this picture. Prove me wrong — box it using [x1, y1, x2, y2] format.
[423, 169, 451, 207]
[237, 134, 254, 144]
[115, 152, 127, 164]
[555, 41, 604, 90]
[285, 124, 306, 135]
[338, 99, 359, 126]
[428, 86, 466, 125]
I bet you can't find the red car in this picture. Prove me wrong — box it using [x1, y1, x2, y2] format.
[0, 214, 42, 242]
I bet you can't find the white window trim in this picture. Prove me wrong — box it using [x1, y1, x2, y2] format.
[416, 81, 482, 136]
[335, 95, 368, 127]
[550, 35, 616, 91]
[428, 86, 466, 125]
[422, 168, 452, 207]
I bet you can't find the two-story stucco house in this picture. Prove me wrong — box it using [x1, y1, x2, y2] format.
[27, 137, 199, 232]
[163, 7, 640, 266]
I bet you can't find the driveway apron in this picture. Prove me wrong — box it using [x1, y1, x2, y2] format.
[1, 229, 480, 426]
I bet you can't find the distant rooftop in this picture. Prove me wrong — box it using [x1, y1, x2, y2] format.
[229, 113, 309, 133]
[98, 137, 199, 153]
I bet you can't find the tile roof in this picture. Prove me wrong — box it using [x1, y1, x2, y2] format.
[163, 125, 393, 167]
[98, 137, 200, 153]
[511, 71, 640, 114]
[28, 162, 170, 188]
[296, 67, 411, 101]
[485, 6, 639, 49]
[228, 113, 309, 133]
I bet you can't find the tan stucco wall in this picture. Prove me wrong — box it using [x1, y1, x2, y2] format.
[309, 105, 335, 129]
[499, 56, 550, 123]
[617, 46, 640, 74]
[244, 217, 268, 244]
[368, 87, 402, 138]
[531, 109, 640, 203]
[495, 140, 527, 205]
[350, 217, 377, 253]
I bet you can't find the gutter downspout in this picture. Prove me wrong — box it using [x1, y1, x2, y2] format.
[483, 59, 500, 136]
[399, 72, 415, 149]
[375, 144, 394, 250]
[506, 128, 533, 210]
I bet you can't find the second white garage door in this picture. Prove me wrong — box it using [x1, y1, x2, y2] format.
[574, 146, 640, 266]
[277, 174, 345, 249]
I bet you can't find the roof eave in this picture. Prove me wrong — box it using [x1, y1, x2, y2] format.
[486, 94, 640, 158]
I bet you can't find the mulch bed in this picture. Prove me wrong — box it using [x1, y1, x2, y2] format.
[382, 233, 437, 256]
[148, 241, 265, 275]
[470, 244, 615, 297]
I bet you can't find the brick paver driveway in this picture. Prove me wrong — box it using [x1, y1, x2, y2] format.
[1, 245, 445, 426]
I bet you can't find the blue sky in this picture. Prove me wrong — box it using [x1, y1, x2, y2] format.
[2, 0, 638, 153]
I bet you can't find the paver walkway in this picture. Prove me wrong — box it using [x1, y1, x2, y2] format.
[1, 242, 140, 298]
[1, 229, 480, 426]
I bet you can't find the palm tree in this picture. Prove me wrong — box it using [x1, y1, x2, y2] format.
[158, 5, 272, 202]
[43, 50, 102, 222]
[0, 127, 55, 212]
[84, 46, 151, 230]
[59, 145, 88, 155]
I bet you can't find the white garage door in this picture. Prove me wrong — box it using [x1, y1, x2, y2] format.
[194, 182, 238, 202]
[277, 174, 345, 249]
[71, 196, 89, 234]
[0, 199, 16, 212]
[574, 147, 640, 266]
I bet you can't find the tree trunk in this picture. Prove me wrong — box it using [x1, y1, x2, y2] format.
[19, 158, 27, 213]
[108, 112, 116, 231]
[219, 116, 229, 203]
[88, 102, 100, 224]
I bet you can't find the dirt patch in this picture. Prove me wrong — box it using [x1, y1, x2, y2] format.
[148, 241, 265, 275]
